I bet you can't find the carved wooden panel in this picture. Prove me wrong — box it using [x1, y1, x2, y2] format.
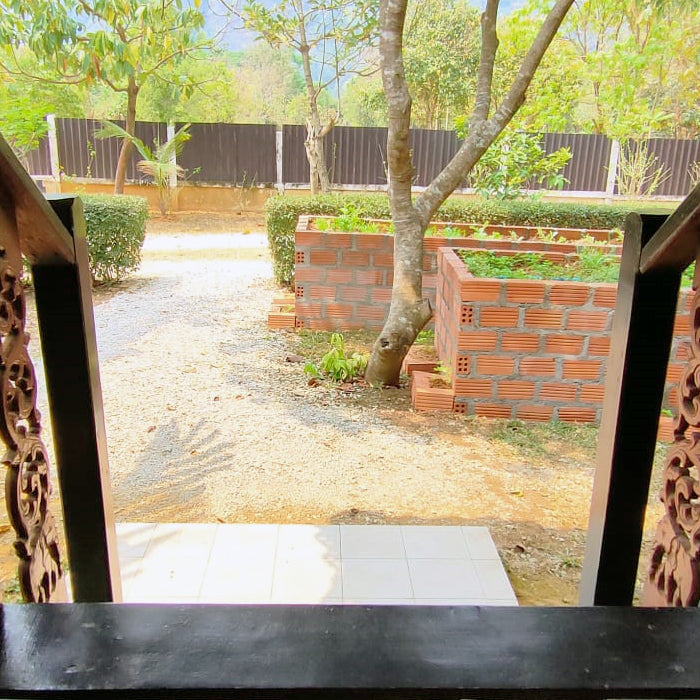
[0, 227, 66, 602]
[645, 285, 700, 606]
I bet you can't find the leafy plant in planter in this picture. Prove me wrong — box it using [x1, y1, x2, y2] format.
[304, 333, 369, 382]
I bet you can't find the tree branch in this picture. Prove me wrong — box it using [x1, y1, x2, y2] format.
[380, 0, 414, 220]
[471, 0, 500, 126]
[415, 0, 574, 227]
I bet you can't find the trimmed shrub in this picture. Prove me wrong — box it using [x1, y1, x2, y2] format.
[81, 194, 149, 282]
[266, 193, 642, 287]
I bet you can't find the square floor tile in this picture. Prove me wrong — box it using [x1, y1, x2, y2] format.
[401, 526, 468, 559]
[271, 557, 342, 602]
[462, 527, 499, 560]
[200, 555, 275, 603]
[276, 525, 340, 560]
[340, 525, 405, 559]
[409, 559, 483, 599]
[116, 522, 156, 559]
[210, 524, 279, 561]
[474, 559, 517, 601]
[342, 559, 413, 600]
[145, 523, 217, 558]
[127, 551, 209, 599]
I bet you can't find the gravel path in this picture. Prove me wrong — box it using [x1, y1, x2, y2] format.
[90, 232, 595, 540]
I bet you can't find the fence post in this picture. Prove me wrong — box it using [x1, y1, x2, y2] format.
[606, 139, 620, 200]
[167, 123, 178, 190]
[276, 127, 284, 194]
[46, 114, 61, 182]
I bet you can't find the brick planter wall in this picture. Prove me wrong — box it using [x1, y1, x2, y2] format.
[435, 247, 691, 423]
[293, 216, 621, 331]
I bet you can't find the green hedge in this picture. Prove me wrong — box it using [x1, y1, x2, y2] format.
[81, 194, 149, 282]
[265, 193, 640, 287]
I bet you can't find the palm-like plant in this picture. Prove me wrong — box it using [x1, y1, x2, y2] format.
[96, 121, 191, 216]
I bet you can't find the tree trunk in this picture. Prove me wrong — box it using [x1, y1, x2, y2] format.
[113, 78, 139, 195]
[365, 0, 574, 386]
[365, 0, 431, 387]
[298, 12, 332, 194]
[364, 213, 432, 386]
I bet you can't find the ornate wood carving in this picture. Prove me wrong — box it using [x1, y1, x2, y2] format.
[0, 242, 65, 602]
[646, 286, 700, 606]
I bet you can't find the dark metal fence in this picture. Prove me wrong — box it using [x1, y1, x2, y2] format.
[177, 122, 277, 185]
[24, 118, 700, 197]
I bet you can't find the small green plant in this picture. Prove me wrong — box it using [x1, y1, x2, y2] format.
[415, 329, 435, 345]
[434, 361, 452, 385]
[304, 333, 369, 382]
[660, 408, 673, 417]
[617, 141, 669, 197]
[441, 226, 463, 239]
[458, 249, 621, 284]
[536, 227, 566, 244]
[334, 206, 380, 233]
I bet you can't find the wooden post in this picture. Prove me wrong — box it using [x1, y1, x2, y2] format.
[31, 195, 122, 602]
[579, 213, 680, 605]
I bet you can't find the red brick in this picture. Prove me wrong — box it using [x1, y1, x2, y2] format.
[580, 384, 606, 403]
[453, 378, 493, 397]
[666, 363, 684, 383]
[356, 305, 385, 320]
[267, 312, 296, 329]
[480, 307, 519, 327]
[325, 303, 354, 317]
[461, 279, 502, 302]
[567, 310, 609, 332]
[545, 334, 585, 355]
[373, 252, 394, 268]
[501, 333, 540, 352]
[423, 254, 434, 272]
[519, 357, 556, 376]
[355, 270, 384, 285]
[342, 251, 370, 266]
[326, 268, 353, 284]
[476, 356, 516, 376]
[506, 281, 546, 304]
[558, 407, 597, 423]
[339, 287, 368, 302]
[524, 309, 564, 329]
[593, 287, 617, 308]
[294, 302, 322, 317]
[455, 355, 471, 374]
[294, 267, 324, 282]
[309, 285, 337, 300]
[474, 403, 512, 418]
[326, 233, 353, 248]
[307, 319, 337, 330]
[540, 383, 577, 401]
[359, 234, 391, 249]
[549, 284, 589, 305]
[423, 274, 437, 290]
[674, 315, 690, 335]
[587, 336, 610, 356]
[497, 380, 536, 399]
[461, 306, 475, 325]
[371, 288, 392, 303]
[295, 231, 323, 246]
[563, 360, 601, 380]
[310, 250, 338, 266]
[516, 405, 554, 421]
[457, 331, 498, 351]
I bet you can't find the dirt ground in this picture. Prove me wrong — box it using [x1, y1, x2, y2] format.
[0, 211, 670, 606]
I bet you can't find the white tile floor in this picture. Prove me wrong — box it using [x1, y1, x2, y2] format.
[116, 523, 518, 605]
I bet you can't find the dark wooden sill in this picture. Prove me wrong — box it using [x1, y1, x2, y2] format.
[1, 603, 699, 698]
